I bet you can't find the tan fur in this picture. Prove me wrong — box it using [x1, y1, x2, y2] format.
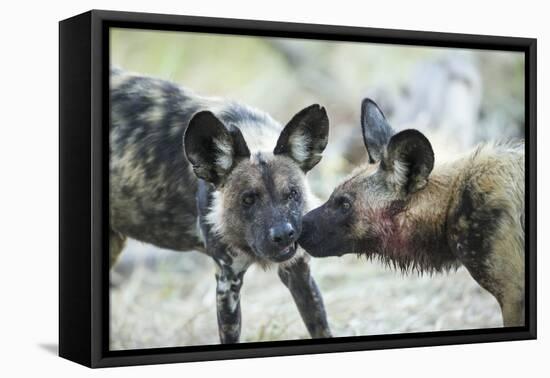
[406, 142, 525, 326]
[341, 142, 524, 326]
[446, 142, 525, 326]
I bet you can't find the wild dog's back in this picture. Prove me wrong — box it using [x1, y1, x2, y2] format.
[109, 69, 286, 252]
[448, 141, 525, 246]
[110, 69, 205, 251]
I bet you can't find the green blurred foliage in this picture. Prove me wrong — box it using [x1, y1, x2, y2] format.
[111, 28, 524, 140]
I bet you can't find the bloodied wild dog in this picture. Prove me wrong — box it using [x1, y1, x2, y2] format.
[110, 68, 332, 343]
[299, 98, 525, 327]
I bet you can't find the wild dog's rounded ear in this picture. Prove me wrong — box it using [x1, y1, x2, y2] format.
[274, 104, 329, 172]
[184, 111, 250, 186]
[361, 98, 395, 163]
[382, 129, 434, 194]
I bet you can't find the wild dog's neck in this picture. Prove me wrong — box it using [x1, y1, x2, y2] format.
[372, 165, 461, 273]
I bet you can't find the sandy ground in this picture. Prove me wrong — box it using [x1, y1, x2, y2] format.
[110, 239, 502, 350]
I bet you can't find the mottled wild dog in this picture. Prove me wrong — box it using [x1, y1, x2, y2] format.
[299, 98, 525, 326]
[110, 68, 331, 343]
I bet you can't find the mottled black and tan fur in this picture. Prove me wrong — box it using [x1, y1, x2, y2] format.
[299, 98, 525, 327]
[110, 68, 331, 343]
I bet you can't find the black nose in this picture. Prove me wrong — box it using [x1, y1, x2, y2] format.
[269, 223, 296, 246]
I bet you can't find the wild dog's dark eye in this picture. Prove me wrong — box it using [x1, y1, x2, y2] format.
[287, 188, 300, 201]
[338, 198, 352, 213]
[242, 193, 256, 206]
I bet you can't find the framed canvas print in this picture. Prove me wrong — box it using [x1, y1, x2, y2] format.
[59, 10, 536, 368]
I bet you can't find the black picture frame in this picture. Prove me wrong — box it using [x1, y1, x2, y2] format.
[59, 9, 537, 368]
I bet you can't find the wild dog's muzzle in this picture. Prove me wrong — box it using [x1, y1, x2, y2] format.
[298, 210, 323, 256]
[269, 241, 298, 262]
[267, 222, 298, 262]
[249, 222, 298, 263]
[298, 204, 349, 258]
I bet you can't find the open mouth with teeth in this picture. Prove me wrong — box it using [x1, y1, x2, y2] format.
[269, 242, 298, 263]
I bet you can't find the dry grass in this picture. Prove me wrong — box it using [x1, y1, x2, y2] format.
[110, 240, 501, 350]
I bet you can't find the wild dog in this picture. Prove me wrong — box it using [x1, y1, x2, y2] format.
[110, 68, 332, 343]
[299, 98, 525, 327]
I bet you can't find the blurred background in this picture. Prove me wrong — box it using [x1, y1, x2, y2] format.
[109, 28, 525, 350]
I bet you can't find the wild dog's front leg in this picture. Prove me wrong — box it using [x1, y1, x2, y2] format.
[501, 297, 525, 327]
[213, 250, 251, 343]
[278, 252, 332, 338]
[456, 233, 525, 327]
[215, 263, 245, 343]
